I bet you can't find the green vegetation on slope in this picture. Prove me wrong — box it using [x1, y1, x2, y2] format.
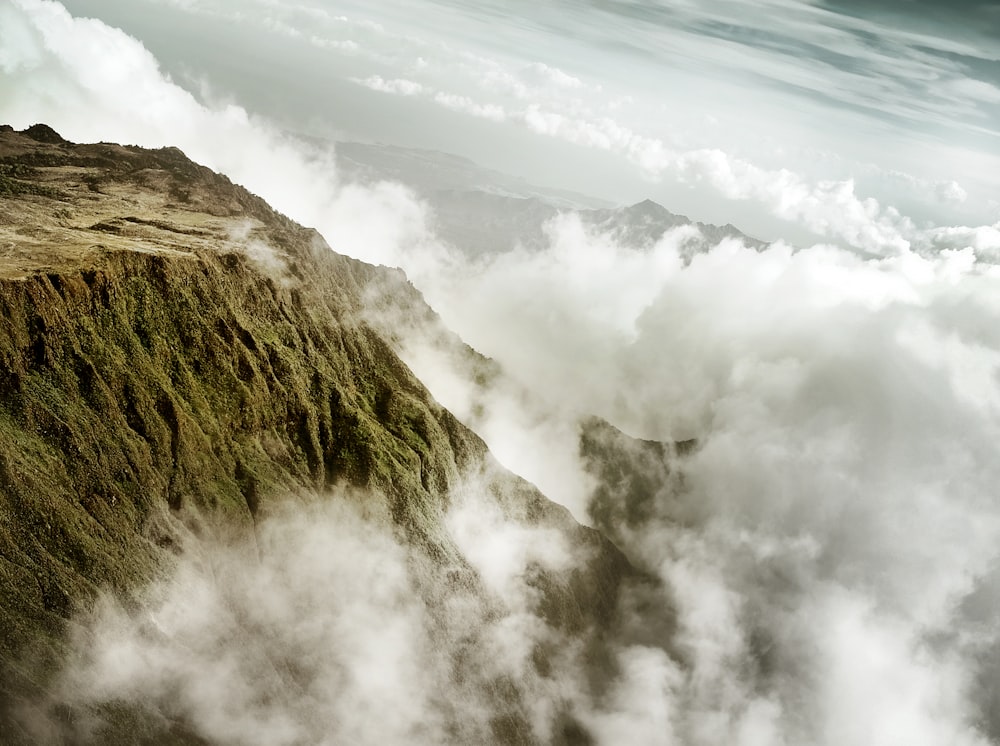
[0, 126, 636, 745]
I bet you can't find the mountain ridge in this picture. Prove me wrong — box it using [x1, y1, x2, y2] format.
[326, 136, 767, 257]
[0, 125, 645, 745]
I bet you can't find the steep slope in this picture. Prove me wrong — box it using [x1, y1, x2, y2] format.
[0, 125, 637, 744]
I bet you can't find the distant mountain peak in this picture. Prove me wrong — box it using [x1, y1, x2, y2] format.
[625, 197, 685, 221]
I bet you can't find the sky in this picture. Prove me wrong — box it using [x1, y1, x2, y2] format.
[6, 1, 1000, 745]
[31, 0, 1000, 247]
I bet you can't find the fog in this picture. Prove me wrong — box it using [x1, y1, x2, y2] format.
[36, 492, 583, 745]
[378, 218, 1000, 744]
[5, 1, 1000, 744]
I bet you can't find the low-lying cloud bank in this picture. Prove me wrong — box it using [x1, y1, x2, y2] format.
[382, 214, 1000, 745]
[23, 485, 669, 746]
[5, 1, 1000, 744]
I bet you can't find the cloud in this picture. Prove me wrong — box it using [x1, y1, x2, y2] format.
[139, 0, 1000, 241]
[225, 218, 292, 281]
[309, 35, 359, 54]
[0, 0, 435, 270]
[432, 92, 507, 122]
[925, 222, 1000, 257]
[343, 74, 933, 254]
[367, 210, 1000, 744]
[355, 74, 426, 96]
[141, 0, 999, 254]
[40, 496, 504, 744]
[35, 480, 667, 746]
[584, 0, 1000, 138]
[514, 107, 918, 253]
[7, 3, 1000, 744]
[936, 179, 969, 204]
[525, 62, 583, 90]
[259, 15, 302, 38]
[59, 499, 451, 746]
[473, 60, 586, 100]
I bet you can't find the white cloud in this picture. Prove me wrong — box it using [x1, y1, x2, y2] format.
[339, 72, 919, 254]
[373, 213, 1000, 744]
[259, 15, 301, 38]
[339, 66, 927, 254]
[925, 223, 1000, 257]
[432, 91, 507, 122]
[309, 35, 359, 53]
[139, 0, 994, 252]
[515, 104, 916, 253]
[47, 498, 533, 744]
[526, 62, 583, 90]
[355, 74, 426, 96]
[144, 0, 1000, 237]
[936, 180, 969, 204]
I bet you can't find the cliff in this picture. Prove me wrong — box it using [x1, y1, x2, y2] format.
[0, 125, 634, 744]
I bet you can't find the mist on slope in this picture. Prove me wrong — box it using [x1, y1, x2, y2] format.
[373, 217, 1000, 744]
[5, 1, 1000, 744]
[28, 485, 645, 746]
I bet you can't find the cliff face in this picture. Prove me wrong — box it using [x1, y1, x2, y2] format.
[0, 125, 633, 744]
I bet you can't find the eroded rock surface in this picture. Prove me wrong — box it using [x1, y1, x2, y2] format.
[0, 126, 636, 745]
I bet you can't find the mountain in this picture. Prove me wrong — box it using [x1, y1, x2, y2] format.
[0, 125, 645, 745]
[329, 139, 766, 258]
[582, 198, 768, 253]
[421, 190, 768, 261]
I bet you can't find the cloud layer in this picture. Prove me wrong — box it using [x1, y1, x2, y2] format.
[56, 0, 1000, 244]
[386, 215, 1000, 745]
[6, 2, 1000, 745]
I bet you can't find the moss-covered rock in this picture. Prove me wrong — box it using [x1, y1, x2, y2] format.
[0, 126, 637, 745]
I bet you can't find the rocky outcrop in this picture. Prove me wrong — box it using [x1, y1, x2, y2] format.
[0, 126, 635, 744]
